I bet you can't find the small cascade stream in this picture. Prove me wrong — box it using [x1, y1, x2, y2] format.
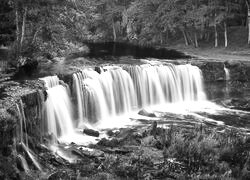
[16, 99, 42, 171]
[224, 65, 230, 98]
[41, 76, 75, 140]
[224, 65, 230, 81]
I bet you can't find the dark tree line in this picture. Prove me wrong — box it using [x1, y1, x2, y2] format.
[0, 0, 250, 65]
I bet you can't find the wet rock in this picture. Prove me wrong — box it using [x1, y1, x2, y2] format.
[57, 73, 73, 88]
[101, 147, 131, 155]
[106, 130, 114, 137]
[94, 67, 102, 74]
[138, 109, 156, 117]
[198, 62, 225, 82]
[83, 128, 100, 137]
[225, 61, 250, 82]
[49, 155, 66, 167]
[114, 128, 142, 146]
[224, 98, 250, 111]
[59, 80, 68, 89]
[72, 147, 104, 159]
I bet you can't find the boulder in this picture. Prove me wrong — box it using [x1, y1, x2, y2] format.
[83, 128, 100, 137]
[94, 66, 102, 74]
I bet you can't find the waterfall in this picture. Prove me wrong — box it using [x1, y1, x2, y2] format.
[224, 65, 230, 81]
[45, 85, 74, 139]
[40, 75, 60, 88]
[224, 65, 230, 98]
[16, 100, 28, 147]
[16, 99, 42, 171]
[40, 76, 75, 140]
[73, 67, 137, 125]
[73, 64, 206, 125]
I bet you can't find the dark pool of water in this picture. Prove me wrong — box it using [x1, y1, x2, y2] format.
[84, 42, 190, 60]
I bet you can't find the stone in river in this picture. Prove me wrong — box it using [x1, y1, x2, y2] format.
[83, 128, 100, 137]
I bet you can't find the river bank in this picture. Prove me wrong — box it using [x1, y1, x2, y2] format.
[167, 44, 250, 62]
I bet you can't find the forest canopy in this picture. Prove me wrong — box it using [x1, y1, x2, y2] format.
[0, 0, 250, 64]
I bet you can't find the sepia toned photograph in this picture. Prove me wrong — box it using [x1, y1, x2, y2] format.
[1, 0, 250, 179]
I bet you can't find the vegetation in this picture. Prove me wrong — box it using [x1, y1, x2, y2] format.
[0, 0, 250, 67]
[89, 124, 250, 179]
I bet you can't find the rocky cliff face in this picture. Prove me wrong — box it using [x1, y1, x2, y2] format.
[192, 60, 250, 83]
[0, 80, 45, 179]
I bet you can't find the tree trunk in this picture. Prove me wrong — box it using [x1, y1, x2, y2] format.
[112, 19, 117, 42]
[32, 27, 41, 44]
[194, 31, 199, 48]
[224, 22, 228, 47]
[214, 24, 218, 47]
[15, 2, 21, 58]
[187, 31, 194, 46]
[20, 7, 27, 49]
[205, 32, 210, 42]
[182, 29, 189, 46]
[246, 1, 250, 44]
[15, 6, 20, 43]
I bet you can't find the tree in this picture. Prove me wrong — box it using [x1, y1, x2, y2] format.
[0, 0, 15, 46]
[246, 0, 250, 44]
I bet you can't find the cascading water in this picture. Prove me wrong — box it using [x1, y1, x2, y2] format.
[125, 64, 206, 104]
[16, 99, 42, 171]
[73, 63, 206, 125]
[40, 63, 231, 145]
[224, 65, 230, 81]
[40, 75, 60, 88]
[224, 65, 230, 98]
[16, 100, 28, 147]
[40, 76, 74, 141]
